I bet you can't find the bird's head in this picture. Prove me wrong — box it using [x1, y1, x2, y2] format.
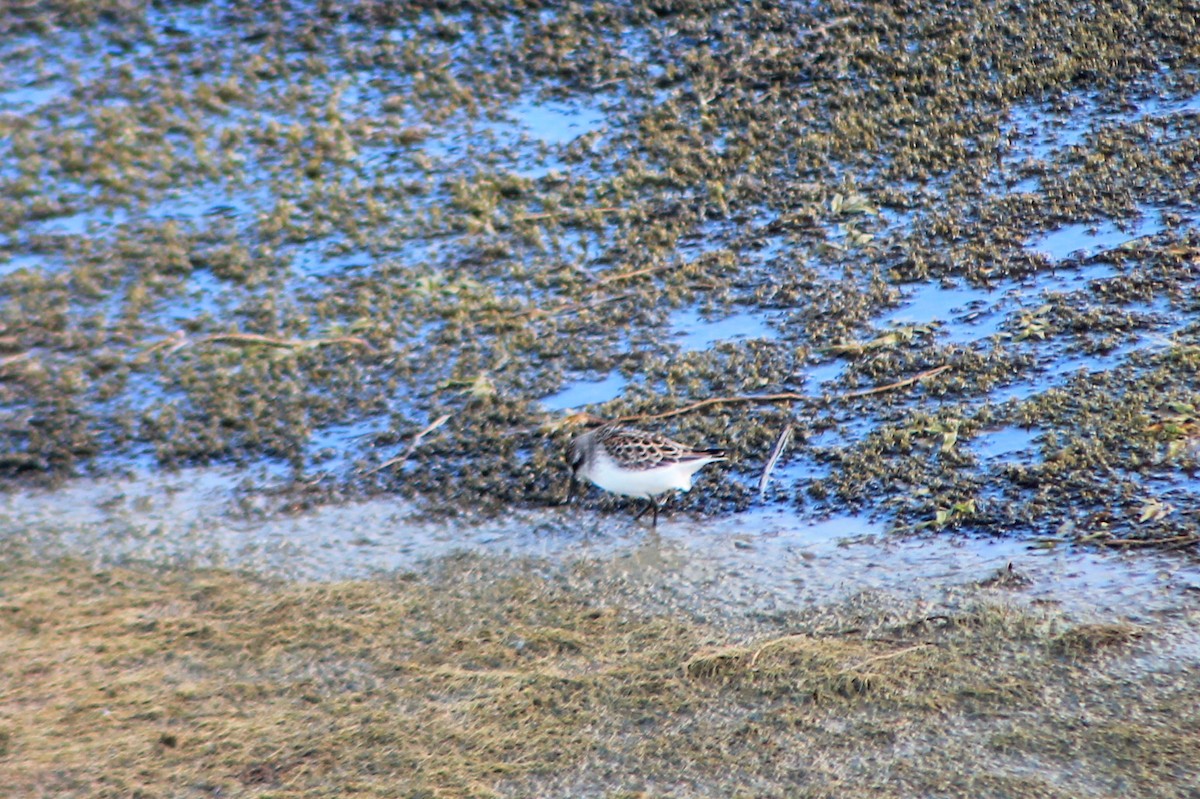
[566, 436, 586, 478]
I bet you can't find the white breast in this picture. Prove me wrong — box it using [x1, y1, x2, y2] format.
[583, 450, 722, 499]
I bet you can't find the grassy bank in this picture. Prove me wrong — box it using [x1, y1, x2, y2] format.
[1, 553, 1195, 797]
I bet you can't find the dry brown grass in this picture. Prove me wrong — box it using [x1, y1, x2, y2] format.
[0, 555, 1196, 798]
[1048, 622, 1145, 657]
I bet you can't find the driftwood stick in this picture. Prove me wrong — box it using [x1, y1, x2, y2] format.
[758, 422, 793, 500]
[147, 331, 376, 356]
[617, 392, 812, 423]
[512, 206, 624, 222]
[616, 365, 950, 423]
[1095, 535, 1199, 549]
[363, 414, 452, 476]
[839, 364, 951, 399]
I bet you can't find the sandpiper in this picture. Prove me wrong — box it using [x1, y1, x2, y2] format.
[565, 423, 726, 530]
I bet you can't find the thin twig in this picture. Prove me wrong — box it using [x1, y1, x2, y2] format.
[758, 422, 793, 500]
[847, 643, 933, 671]
[593, 366, 949, 424]
[540, 411, 608, 434]
[1079, 235, 1155, 264]
[199, 332, 375, 351]
[140, 330, 189, 356]
[1162, 537, 1200, 552]
[617, 392, 812, 423]
[596, 262, 680, 285]
[146, 331, 376, 356]
[516, 292, 636, 320]
[0, 352, 32, 370]
[839, 364, 951, 399]
[512, 206, 624, 223]
[201, 333, 308, 349]
[1096, 535, 1199, 548]
[362, 414, 452, 476]
[808, 15, 852, 39]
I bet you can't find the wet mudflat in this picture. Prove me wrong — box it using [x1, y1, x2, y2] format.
[3, 467, 1200, 797]
[2, 0, 1200, 543]
[3, 0, 1200, 796]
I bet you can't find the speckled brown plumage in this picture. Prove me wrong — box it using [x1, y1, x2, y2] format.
[565, 423, 727, 530]
[591, 424, 726, 471]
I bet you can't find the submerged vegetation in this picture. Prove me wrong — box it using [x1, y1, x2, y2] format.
[1, 554, 1197, 797]
[3, 0, 1200, 547]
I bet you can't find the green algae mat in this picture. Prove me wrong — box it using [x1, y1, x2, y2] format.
[4, 1, 1200, 545]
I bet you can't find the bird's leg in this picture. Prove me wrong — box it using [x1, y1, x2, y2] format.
[633, 496, 662, 530]
[654, 493, 678, 531]
[633, 498, 652, 521]
[561, 476, 576, 506]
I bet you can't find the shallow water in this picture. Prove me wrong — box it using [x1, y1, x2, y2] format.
[670, 306, 775, 351]
[5, 467, 1196, 631]
[876, 281, 1004, 344]
[1028, 210, 1165, 261]
[972, 425, 1041, 463]
[539, 370, 628, 411]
